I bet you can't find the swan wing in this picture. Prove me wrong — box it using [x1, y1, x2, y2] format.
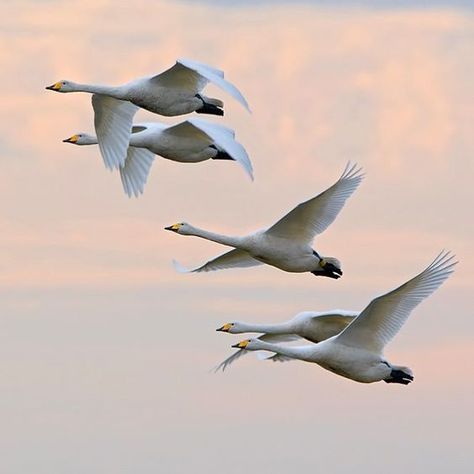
[119, 147, 155, 198]
[161, 120, 210, 142]
[307, 313, 358, 341]
[150, 59, 250, 112]
[266, 162, 363, 244]
[188, 118, 253, 180]
[193, 119, 235, 138]
[92, 94, 138, 170]
[174, 249, 263, 273]
[261, 353, 296, 363]
[163, 118, 235, 140]
[214, 334, 302, 372]
[335, 251, 457, 353]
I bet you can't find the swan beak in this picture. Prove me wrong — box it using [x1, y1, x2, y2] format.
[46, 82, 62, 91]
[232, 339, 250, 349]
[165, 223, 181, 232]
[63, 135, 78, 144]
[216, 323, 232, 332]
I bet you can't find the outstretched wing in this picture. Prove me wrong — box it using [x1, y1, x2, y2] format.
[260, 353, 296, 363]
[214, 334, 302, 372]
[150, 58, 250, 112]
[174, 249, 263, 274]
[335, 251, 457, 353]
[306, 312, 359, 341]
[189, 118, 253, 180]
[266, 162, 363, 244]
[119, 147, 155, 198]
[161, 120, 211, 146]
[92, 94, 138, 170]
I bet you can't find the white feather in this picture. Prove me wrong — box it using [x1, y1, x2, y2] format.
[92, 94, 138, 170]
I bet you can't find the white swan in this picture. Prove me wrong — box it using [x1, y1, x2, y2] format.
[46, 58, 250, 170]
[64, 118, 252, 176]
[215, 310, 358, 371]
[165, 162, 363, 278]
[232, 251, 457, 385]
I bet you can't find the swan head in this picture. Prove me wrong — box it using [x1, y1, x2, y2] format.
[45, 80, 76, 93]
[62, 133, 98, 145]
[164, 222, 194, 235]
[216, 322, 247, 333]
[314, 256, 343, 279]
[231, 338, 262, 351]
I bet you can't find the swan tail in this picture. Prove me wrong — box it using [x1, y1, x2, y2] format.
[384, 365, 414, 385]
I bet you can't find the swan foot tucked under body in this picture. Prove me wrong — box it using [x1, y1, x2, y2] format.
[195, 94, 224, 116]
[384, 368, 414, 385]
[311, 264, 342, 279]
[209, 145, 233, 161]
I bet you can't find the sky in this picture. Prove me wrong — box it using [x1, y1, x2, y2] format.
[1, 0, 473, 473]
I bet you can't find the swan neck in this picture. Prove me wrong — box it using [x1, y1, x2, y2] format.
[257, 341, 307, 359]
[239, 321, 293, 334]
[129, 133, 149, 148]
[187, 226, 243, 248]
[74, 82, 125, 98]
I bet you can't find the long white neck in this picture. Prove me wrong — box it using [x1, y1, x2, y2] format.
[129, 132, 150, 149]
[253, 340, 311, 360]
[235, 321, 294, 334]
[185, 225, 244, 248]
[80, 135, 99, 145]
[72, 82, 126, 99]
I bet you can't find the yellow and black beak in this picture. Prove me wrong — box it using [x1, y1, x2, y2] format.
[45, 82, 62, 91]
[164, 223, 181, 232]
[62, 135, 78, 144]
[231, 339, 250, 349]
[216, 323, 233, 332]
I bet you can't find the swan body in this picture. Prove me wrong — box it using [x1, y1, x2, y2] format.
[233, 251, 457, 384]
[46, 59, 250, 170]
[215, 310, 358, 371]
[63, 118, 253, 196]
[166, 162, 363, 278]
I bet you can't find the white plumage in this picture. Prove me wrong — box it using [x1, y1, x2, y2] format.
[234, 251, 457, 384]
[215, 310, 358, 371]
[63, 118, 252, 197]
[47, 59, 250, 169]
[166, 163, 363, 278]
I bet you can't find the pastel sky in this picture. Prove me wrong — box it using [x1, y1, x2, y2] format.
[1, 1, 473, 473]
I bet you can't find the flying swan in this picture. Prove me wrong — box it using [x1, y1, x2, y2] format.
[165, 162, 363, 278]
[46, 58, 250, 170]
[62, 118, 253, 197]
[232, 251, 457, 384]
[214, 310, 358, 371]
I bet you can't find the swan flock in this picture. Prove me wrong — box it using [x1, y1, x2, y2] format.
[46, 58, 457, 386]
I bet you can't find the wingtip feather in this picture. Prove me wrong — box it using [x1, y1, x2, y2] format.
[172, 259, 192, 274]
